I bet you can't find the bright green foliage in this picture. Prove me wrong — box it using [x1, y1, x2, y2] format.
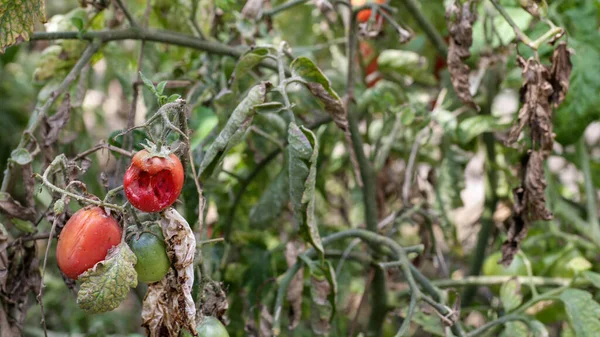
[0, 0, 46, 52]
[77, 243, 138, 314]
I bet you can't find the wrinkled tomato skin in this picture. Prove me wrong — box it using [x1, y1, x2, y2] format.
[124, 150, 184, 212]
[56, 207, 122, 280]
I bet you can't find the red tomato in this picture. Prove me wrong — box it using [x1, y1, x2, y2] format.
[359, 41, 382, 88]
[56, 207, 122, 279]
[123, 149, 184, 212]
[352, 0, 386, 23]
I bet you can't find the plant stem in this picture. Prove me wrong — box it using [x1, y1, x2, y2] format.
[577, 138, 600, 239]
[489, 0, 534, 47]
[463, 66, 500, 306]
[1, 41, 101, 193]
[114, 0, 138, 27]
[262, 0, 308, 17]
[399, 0, 447, 57]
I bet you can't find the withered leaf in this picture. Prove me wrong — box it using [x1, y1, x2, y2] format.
[41, 94, 71, 147]
[245, 306, 273, 337]
[0, 223, 8, 291]
[523, 150, 553, 221]
[285, 242, 304, 330]
[549, 42, 572, 107]
[199, 280, 228, 320]
[142, 271, 179, 337]
[506, 57, 554, 152]
[446, 0, 479, 111]
[0, 192, 36, 222]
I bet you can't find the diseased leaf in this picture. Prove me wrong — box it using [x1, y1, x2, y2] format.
[305, 260, 337, 335]
[523, 151, 552, 222]
[241, 0, 263, 19]
[549, 42, 572, 108]
[529, 320, 549, 337]
[506, 57, 554, 152]
[41, 93, 71, 149]
[0, 223, 8, 290]
[230, 47, 273, 88]
[285, 242, 304, 330]
[0, 0, 46, 52]
[290, 57, 345, 131]
[249, 163, 289, 227]
[500, 278, 522, 312]
[198, 82, 269, 178]
[446, 0, 479, 110]
[77, 243, 138, 314]
[288, 122, 324, 258]
[560, 289, 600, 337]
[0, 191, 36, 221]
[435, 144, 468, 210]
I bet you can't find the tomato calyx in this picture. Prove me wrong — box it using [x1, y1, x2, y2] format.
[139, 140, 177, 160]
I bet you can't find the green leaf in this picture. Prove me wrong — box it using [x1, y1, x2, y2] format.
[568, 256, 592, 274]
[198, 82, 269, 178]
[500, 278, 522, 312]
[583, 271, 600, 289]
[529, 320, 549, 337]
[139, 71, 158, 96]
[254, 101, 285, 114]
[10, 148, 32, 165]
[230, 47, 273, 90]
[290, 57, 346, 132]
[288, 122, 323, 258]
[457, 115, 508, 145]
[560, 289, 600, 337]
[11, 218, 34, 233]
[305, 259, 337, 335]
[167, 94, 181, 103]
[77, 243, 138, 314]
[249, 163, 289, 227]
[70, 16, 84, 31]
[156, 81, 167, 95]
[0, 0, 46, 52]
[378, 49, 436, 85]
[500, 321, 529, 337]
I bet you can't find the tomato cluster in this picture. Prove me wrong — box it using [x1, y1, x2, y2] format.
[56, 148, 184, 282]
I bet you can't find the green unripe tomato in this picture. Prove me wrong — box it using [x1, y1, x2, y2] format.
[129, 231, 170, 283]
[482, 251, 528, 277]
[180, 317, 229, 337]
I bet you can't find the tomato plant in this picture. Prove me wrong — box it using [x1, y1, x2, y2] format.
[194, 317, 230, 337]
[123, 149, 185, 212]
[56, 207, 122, 280]
[128, 229, 171, 283]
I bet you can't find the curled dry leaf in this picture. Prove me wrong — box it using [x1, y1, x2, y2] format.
[285, 241, 304, 330]
[142, 208, 196, 337]
[506, 57, 554, 152]
[41, 94, 71, 147]
[199, 280, 228, 320]
[549, 42, 572, 107]
[0, 223, 8, 290]
[446, 0, 479, 111]
[501, 151, 552, 265]
[0, 192, 36, 222]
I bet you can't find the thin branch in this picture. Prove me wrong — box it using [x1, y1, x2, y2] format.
[399, 0, 447, 57]
[72, 142, 132, 161]
[114, 0, 138, 27]
[261, 0, 308, 17]
[1, 41, 101, 193]
[577, 138, 600, 238]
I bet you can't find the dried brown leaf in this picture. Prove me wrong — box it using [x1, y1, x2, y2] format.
[549, 42, 572, 107]
[41, 94, 71, 147]
[0, 192, 36, 222]
[245, 306, 273, 337]
[523, 151, 553, 221]
[446, 0, 479, 111]
[506, 57, 554, 152]
[285, 242, 304, 330]
[0, 223, 8, 291]
[143, 208, 197, 337]
[199, 281, 228, 320]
